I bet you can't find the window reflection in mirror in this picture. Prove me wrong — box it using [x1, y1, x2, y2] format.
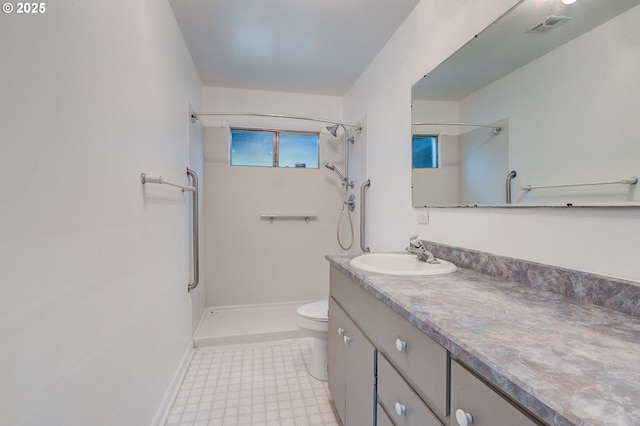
[412, 135, 439, 169]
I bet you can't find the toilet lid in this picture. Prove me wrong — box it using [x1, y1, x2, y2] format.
[297, 301, 328, 322]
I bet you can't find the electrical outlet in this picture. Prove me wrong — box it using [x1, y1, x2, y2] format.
[416, 210, 429, 224]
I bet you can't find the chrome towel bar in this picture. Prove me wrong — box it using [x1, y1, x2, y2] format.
[412, 121, 502, 135]
[140, 169, 199, 292]
[521, 176, 637, 191]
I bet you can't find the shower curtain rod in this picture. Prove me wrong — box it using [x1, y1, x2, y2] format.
[412, 121, 502, 135]
[190, 112, 362, 130]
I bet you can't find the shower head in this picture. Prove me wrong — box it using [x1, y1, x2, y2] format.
[324, 162, 346, 182]
[326, 124, 340, 137]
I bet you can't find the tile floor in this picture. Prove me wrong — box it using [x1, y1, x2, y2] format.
[165, 338, 339, 426]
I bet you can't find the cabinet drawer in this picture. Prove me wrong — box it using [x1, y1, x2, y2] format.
[378, 354, 443, 426]
[450, 360, 542, 426]
[330, 266, 378, 338]
[377, 300, 448, 419]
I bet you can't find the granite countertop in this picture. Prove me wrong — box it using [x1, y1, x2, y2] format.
[326, 253, 640, 426]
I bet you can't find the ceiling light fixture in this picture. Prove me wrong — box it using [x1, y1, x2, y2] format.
[562, 0, 577, 5]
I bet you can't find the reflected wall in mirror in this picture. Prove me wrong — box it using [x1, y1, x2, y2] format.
[411, 0, 640, 207]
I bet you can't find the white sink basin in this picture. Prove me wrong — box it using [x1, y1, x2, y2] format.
[349, 253, 457, 276]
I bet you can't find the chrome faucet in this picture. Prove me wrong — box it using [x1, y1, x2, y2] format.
[406, 235, 440, 264]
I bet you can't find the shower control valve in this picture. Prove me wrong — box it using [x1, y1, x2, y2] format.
[344, 194, 356, 212]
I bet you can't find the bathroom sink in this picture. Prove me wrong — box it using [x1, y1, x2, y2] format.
[349, 253, 457, 276]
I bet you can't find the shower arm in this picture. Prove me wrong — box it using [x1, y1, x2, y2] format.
[341, 124, 352, 189]
[324, 162, 353, 189]
[327, 123, 356, 188]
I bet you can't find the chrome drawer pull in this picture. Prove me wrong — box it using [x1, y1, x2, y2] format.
[337, 327, 344, 336]
[344, 335, 351, 344]
[395, 402, 406, 416]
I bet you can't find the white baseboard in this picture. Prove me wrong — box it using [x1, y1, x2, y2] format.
[150, 342, 194, 426]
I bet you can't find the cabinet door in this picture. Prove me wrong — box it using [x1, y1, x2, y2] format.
[344, 314, 376, 426]
[450, 360, 542, 426]
[328, 297, 348, 423]
[328, 297, 376, 426]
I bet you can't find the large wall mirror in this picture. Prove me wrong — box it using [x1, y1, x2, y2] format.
[411, 0, 640, 207]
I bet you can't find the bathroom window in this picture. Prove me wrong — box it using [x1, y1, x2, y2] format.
[412, 135, 439, 169]
[230, 128, 319, 168]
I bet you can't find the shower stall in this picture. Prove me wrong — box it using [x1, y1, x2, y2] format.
[191, 112, 367, 346]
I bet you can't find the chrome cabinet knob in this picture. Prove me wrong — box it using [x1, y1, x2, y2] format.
[455, 409, 473, 426]
[337, 327, 344, 336]
[395, 402, 406, 416]
[343, 335, 351, 344]
[395, 338, 407, 351]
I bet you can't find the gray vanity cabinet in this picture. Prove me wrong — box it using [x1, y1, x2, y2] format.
[329, 266, 446, 426]
[328, 297, 376, 425]
[329, 265, 544, 426]
[450, 360, 542, 426]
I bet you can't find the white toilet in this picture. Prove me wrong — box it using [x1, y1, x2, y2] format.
[296, 300, 329, 381]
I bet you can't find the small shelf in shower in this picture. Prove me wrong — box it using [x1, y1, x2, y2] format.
[260, 211, 318, 223]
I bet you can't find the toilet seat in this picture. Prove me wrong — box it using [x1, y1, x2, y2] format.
[297, 301, 328, 322]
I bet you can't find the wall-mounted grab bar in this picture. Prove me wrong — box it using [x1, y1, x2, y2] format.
[186, 168, 199, 292]
[140, 173, 195, 192]
[506, 170, 517, 204]
[412, 121, 502, 135]
[521, 176, 638, 192]
[360, 179, 371, 253]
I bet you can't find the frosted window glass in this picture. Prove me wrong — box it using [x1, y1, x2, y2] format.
[230, 130, 274, 167]
[230, 129, 319, 168]
[279, 133, 319, 168]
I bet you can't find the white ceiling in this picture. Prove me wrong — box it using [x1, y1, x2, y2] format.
[168, 0, 420, 96]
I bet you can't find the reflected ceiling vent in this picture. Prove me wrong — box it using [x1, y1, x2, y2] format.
[526, 15, 572, 34]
